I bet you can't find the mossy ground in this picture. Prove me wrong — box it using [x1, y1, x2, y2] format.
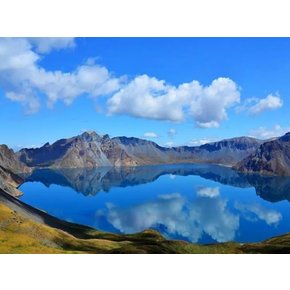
[1, 202, 290, 254]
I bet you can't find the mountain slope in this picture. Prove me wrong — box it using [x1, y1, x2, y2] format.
[0, 145, 31, 196]
[235, 132, 290, 176]
[0, 144, 31, 173]
[18, 132, 139, 168]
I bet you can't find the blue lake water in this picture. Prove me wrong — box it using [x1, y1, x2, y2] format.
[19, 163, 290, 244]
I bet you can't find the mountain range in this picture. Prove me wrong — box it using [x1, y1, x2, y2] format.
[1, 129, 290, 198]
[17, 131, 263, 169]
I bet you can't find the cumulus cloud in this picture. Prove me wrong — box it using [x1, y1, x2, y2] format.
[29, 37, 75, 53]
[143, 132, 158, 138]
[189, 77, 241, 128]
[237, 94, 283, 115]
[107, 75, 186, 121]
[1, 38, 241, 127]
[95, 192, 239, 243]
[235, 202, 282, 226]
[107, 75, 240, 128]
[0, 38, 121, 114]
[249, 124, 290, 140]
[197, 187, 220, 198]
[249, 94, 283, 114]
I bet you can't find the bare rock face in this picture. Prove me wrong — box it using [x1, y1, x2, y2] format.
[18, 132, 139, 169]
[0, 166, 23, 196]
[234, 132, 290, 176]
[0, 145, 31, 173]
[0, 145, 30, 196]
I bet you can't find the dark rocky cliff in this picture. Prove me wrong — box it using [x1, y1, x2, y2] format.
[234, 132, 290, 176]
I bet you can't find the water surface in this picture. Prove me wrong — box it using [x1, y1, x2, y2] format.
[19, 164, 290, 244]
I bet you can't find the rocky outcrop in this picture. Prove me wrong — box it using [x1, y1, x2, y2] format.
[0, 144, 31, 173]
[235, 132, 290, 176]
[0, 145, 31, 196]
[0, 166, 24, 196]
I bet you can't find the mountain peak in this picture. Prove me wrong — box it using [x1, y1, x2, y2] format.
[79, 131, 101, 142]
[279, 132, 290, 142]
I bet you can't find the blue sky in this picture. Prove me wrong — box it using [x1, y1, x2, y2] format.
[0, 37, 289, 150]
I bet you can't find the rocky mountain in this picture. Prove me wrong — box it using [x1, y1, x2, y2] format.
[0, 145, 31, 196]
[0, 166, 23, 197]
[193, 137, 264, 165]
[17, 131, 139, 168]
[17, 132, 264, 169]
[0, 145, 31, 173]
[235, 132, 290, 176]
[114, 136, 263, 166]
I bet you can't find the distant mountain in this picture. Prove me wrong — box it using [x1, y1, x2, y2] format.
[114, 136, 264, 166]
[0, 145, 31, 196]
[190, 136, 264, 165]
[17, 132, 264, 169]
[235, 132, 290, 176]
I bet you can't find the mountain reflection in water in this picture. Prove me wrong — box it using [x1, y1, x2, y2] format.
[23, 164, 290, 203]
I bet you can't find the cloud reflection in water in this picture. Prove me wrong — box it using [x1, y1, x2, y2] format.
[96, 187, 240, 243]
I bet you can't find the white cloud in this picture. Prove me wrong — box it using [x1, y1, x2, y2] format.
[95, 192, 239, 243]
[107, 75, 240, 127]
[249, 94, 283, 114]
[189, 77, 240, 128]
[6, 91, 40, 114]
[144, 132, 158, 138]
[187, 138, 216, 146]
[0, 38, 121, 114]
[197, 187, 220, 198]
[107, 75, 186, 122]
[168, 128, 177, 137]
[164, 141, 174, 147]
[237, 94, 283, 115]
[29, 37, 75, 53]
[1, 38, 241, 127]
[235, 202, 282, 226]
[249, 124, 290, 140]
